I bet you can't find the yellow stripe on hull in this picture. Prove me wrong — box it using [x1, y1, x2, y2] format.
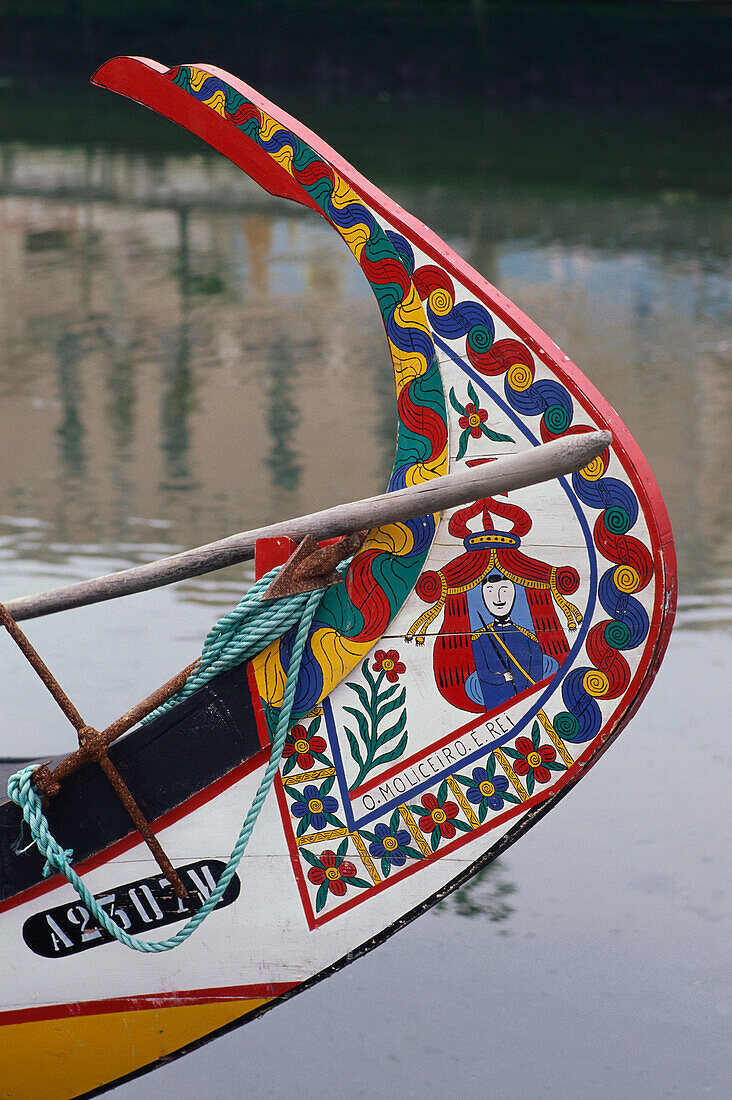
[1, 996, 271, 1100]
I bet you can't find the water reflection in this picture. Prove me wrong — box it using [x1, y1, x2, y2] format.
[160, 208, 195, 493]
[434, 859, 517, 924]
[55, 331, 87, 479]
[264, 337, 302, 495]
[0, 139, 729, 631]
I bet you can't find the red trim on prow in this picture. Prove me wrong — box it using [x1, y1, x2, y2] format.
[91, 57, 321, 214]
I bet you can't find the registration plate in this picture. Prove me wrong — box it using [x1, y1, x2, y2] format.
[23, 860, 240, 958]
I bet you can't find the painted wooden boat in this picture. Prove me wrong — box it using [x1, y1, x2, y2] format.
[0, 57, 676, 1100]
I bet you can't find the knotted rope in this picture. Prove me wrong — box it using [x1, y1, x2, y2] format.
[7, 570, 327, 952]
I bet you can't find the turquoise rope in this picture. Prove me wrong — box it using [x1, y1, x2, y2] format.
[7, 580, 325, 953]
[145, 565, 322, 720]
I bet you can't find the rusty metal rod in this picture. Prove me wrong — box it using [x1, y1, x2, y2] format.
[34, 661, 199, 788]
[0, 603, 86, 731]
[0, 603, 194, 896]
[95, 752, 188, 899]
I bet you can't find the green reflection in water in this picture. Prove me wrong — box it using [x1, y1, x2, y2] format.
[55, 331, 87, 480]
[435, 860, 517, 924]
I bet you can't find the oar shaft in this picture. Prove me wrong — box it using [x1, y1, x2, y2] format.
[5, 431, 610, 622]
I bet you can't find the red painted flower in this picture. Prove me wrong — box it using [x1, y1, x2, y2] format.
[373, 649, 406, 683]
[416, 792, 460, 839]
[512, 736, 556, 784]
[307, 850, 358, 897]
[282, 724, 327, 770]
[458, 403, 489, 438]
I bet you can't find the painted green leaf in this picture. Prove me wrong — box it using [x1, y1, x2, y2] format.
[455, 428, 470, 462]
[375, 709, 407, 748]
[343, 706, 369, 741]
[345, 681, 371, 711]
[375, 688, 406, 726]
[482, 424, 514, 444]
[449, 387, 466, 416]
[315, 881, 329, 912]
[373, 729, 408, 767]
[337, 836, 349, 858]
[378, 682, 400, 703]
[345, 726, 364, 772]
[350, 877, 372, 890]
[361, 658, 376, 690]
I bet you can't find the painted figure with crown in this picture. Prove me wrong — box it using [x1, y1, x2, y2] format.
[405, 495, 583, 716]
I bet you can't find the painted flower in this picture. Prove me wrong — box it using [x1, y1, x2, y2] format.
[502, 721, 566, 796]
[290, 783, 339, 833]
[302, 841, 372, 912]
[282, 723, 328, 771]
[512, 737, 556, 782]
[416, 792, 460, 841]
[368, 822, 412, 868]
[372, 649, 406, 683]
[458, 402, 489, 438]
[449, 382, 514, 461]
[466, 766, 511, 812]
[307, 849, 357, 898]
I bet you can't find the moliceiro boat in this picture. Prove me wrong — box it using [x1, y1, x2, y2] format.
[0, 58, 676, 1100]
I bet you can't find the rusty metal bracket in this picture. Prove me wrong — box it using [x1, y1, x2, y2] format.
[0, 602, 194, 898]
[261, 530, 368, 602]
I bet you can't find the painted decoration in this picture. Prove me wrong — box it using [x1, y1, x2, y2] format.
[0, 57, 676, 1099]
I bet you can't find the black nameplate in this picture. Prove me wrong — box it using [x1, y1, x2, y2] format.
[22, 860, 240, 958]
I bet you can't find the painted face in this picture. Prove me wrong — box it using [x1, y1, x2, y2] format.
[482, 575, 515, 618]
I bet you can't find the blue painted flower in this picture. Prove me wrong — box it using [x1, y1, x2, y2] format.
[291, 783, 339, 832]
[466, 766, 510, 812]
[368, 822, 412, 867]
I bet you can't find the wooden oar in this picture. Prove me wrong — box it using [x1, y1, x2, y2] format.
[4, 431, 610, 622]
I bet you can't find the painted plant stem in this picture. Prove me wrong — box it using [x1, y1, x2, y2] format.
[345, 651, 408, 788]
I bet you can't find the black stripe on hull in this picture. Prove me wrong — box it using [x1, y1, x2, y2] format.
[0, 665, 260, 903]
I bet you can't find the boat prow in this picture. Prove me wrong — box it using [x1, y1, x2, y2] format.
[0, 57, 675, 1100]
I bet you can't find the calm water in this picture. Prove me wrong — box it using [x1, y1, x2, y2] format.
[0, 82, 729, 1098]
